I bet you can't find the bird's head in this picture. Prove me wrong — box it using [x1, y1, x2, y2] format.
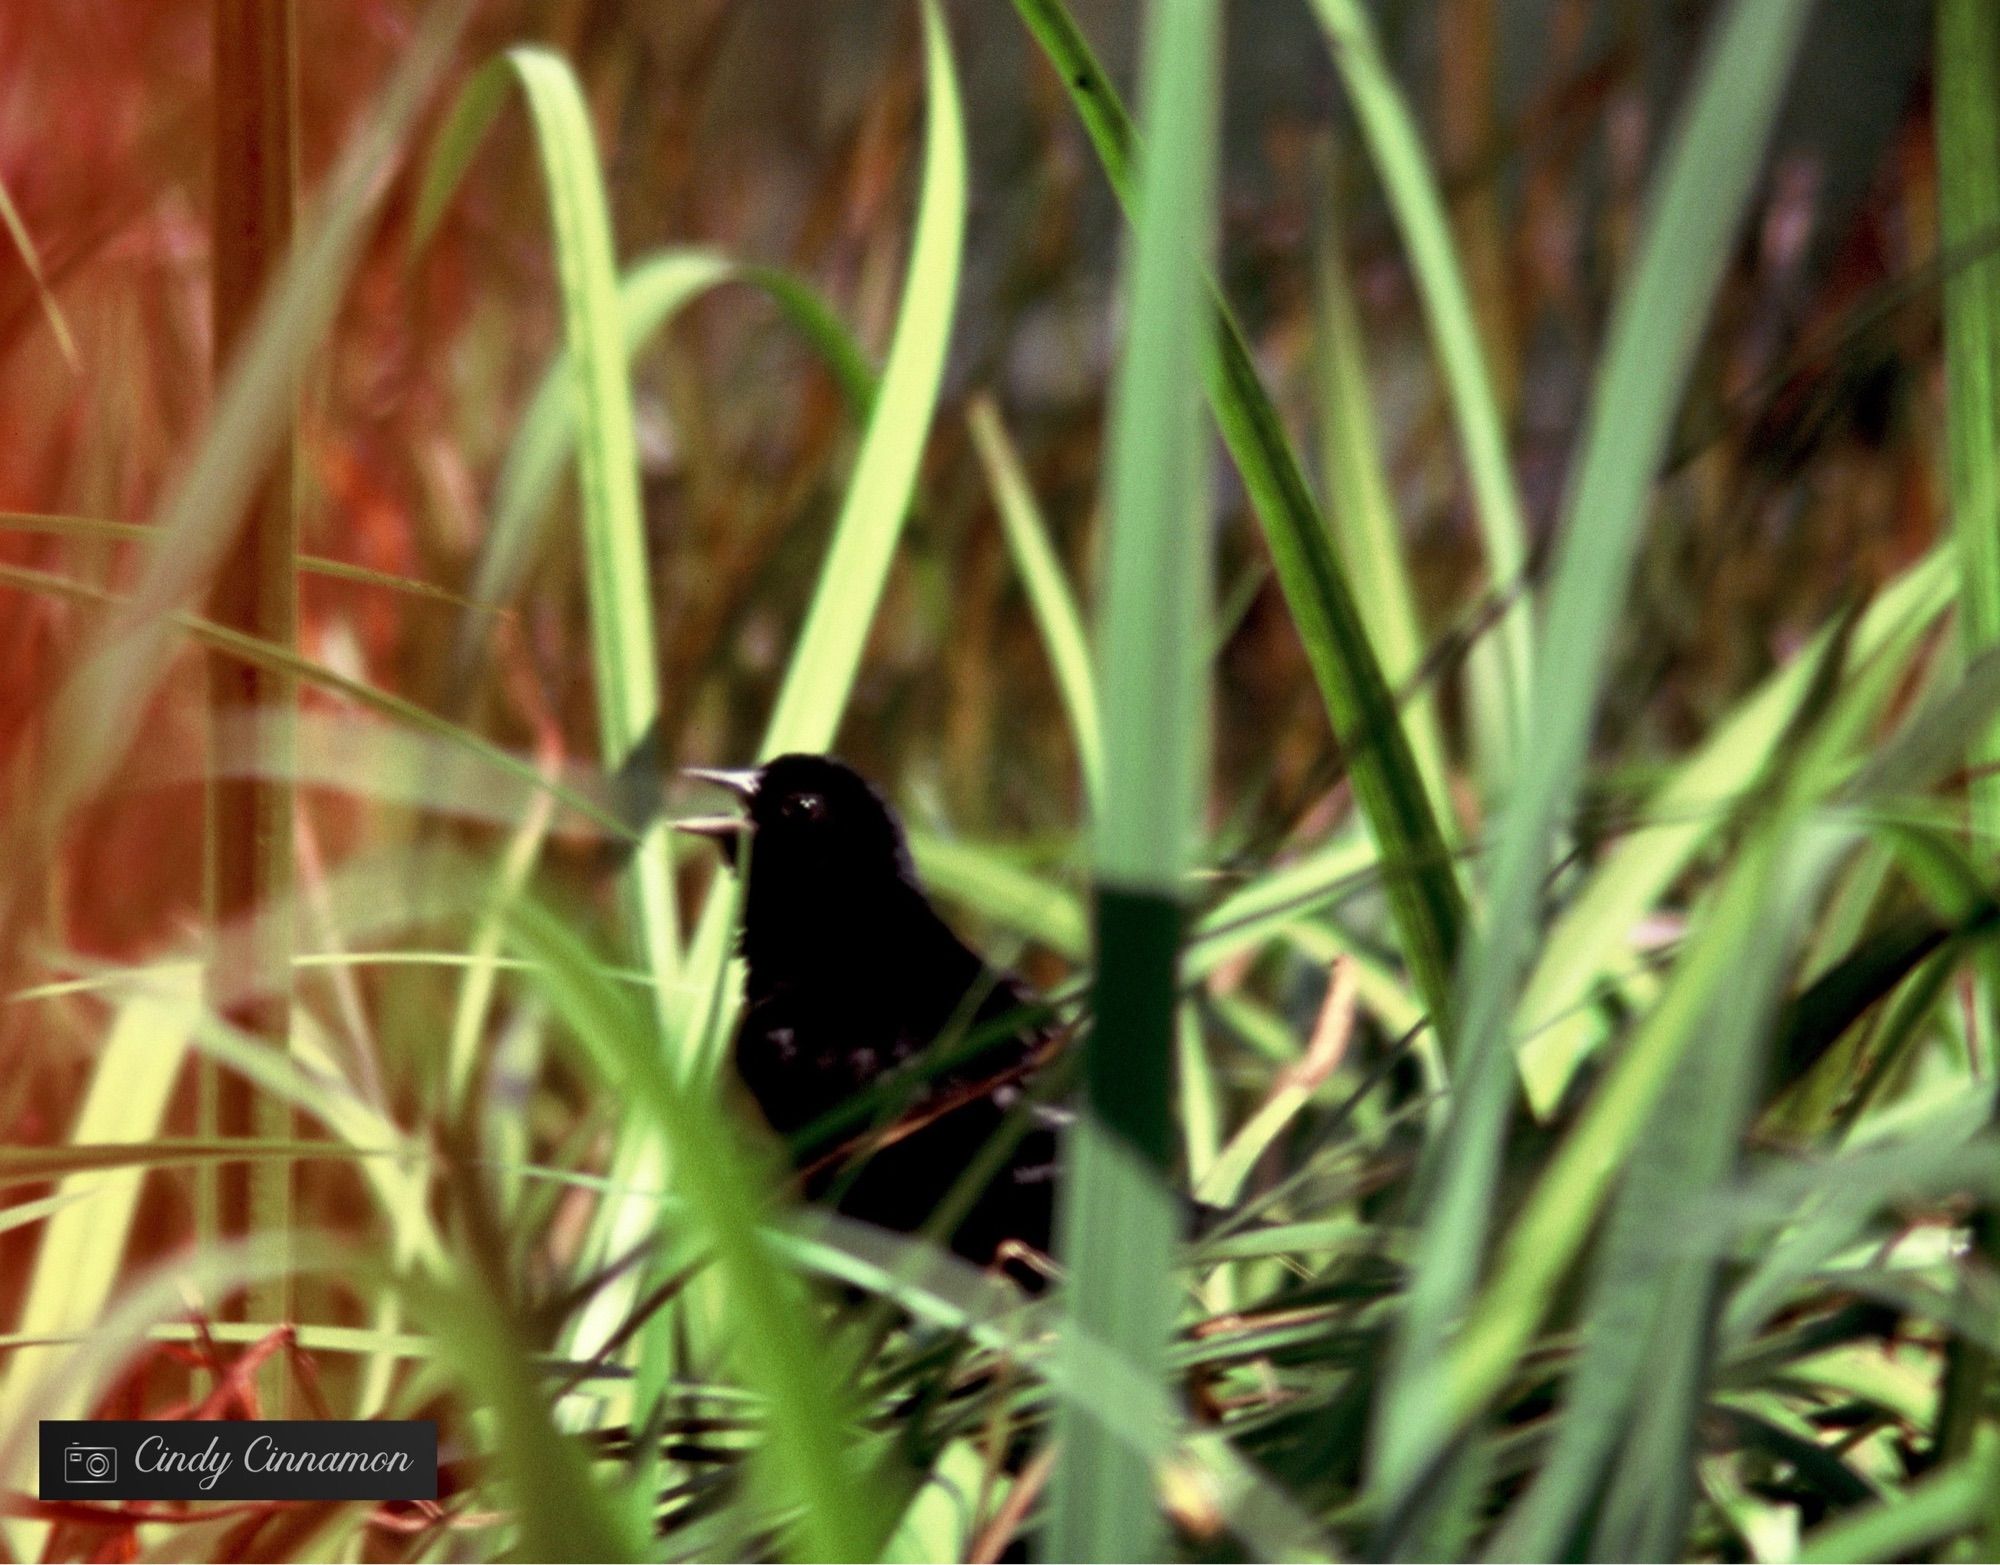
[677, 754, 920, 969]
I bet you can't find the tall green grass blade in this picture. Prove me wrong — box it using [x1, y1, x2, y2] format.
[1371, 0, 1814, 1514]
[417, 46, 679, 1005]
[1052, 0, 1217, 1554]
[560, 0, 965, 1444]
[753, 14, 962, 758]
[1311, 189, 1452, 822]
[1939, 0, 2000, 871]
[1012, 0, 1467, 1037]
[969, 394, 1104, 808]
[676, 0, 967, 1065]
[1306, 0, 1533, 773]
[1934, 0, 2000, 1466]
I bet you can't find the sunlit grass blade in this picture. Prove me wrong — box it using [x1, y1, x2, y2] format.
[676, 0, 967, 1061]
[1051, 0, 1217, 1554]
[416, 45, 679, 1006]
[1370, 0, 1815, 1518]
[752, 10, 963, 760]
[0, 978, 194, 1561]
[1516, 547, 1952, 1111]
[909, 831, 1087, 954]
[0, 175, 78, 373]
[1476, 650, 2000, 1554]
[1795, 1432, 1999, 1563]
[1012, 0, 1467, 1038]
[969, 394, 1103, 809]
[1306, 0, 1532, 775]
[1311, 188, 1451, 822]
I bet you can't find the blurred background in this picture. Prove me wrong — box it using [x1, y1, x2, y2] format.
[0, 0, 1943, 916]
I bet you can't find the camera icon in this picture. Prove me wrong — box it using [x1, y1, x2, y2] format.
[65, 1445, 116, 1484]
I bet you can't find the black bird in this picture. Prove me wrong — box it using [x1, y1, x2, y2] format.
[677, 753, 1063, 1282]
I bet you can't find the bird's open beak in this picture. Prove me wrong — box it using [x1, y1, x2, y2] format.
[681, 765, 759, 800]
[675, 766, 756, 848]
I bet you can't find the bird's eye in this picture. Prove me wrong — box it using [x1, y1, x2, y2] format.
[783, 792, 827, 823]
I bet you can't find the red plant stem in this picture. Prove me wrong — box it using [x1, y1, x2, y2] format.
[206, 0, 298, 1335]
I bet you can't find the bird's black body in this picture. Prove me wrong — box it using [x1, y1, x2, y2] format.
[682, 754, 1060, 1277]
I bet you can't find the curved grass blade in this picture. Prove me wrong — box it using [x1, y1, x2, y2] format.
[1306, 0, 1532, 771]
[1012, 0, 1467, 1038]
[0, 562, 627, 838]
[677, 0, 968, 1058]
[415, 46, 678, 997]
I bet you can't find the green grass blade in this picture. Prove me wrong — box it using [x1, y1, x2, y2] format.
[1516, 548, 1953, 1110]
[1052, 0, 1217, 1554]
[1796, 1434, 1999, 1564]
[1012, 0, 1467, 1040]
[416, 46, 679, 1000]
[1306, 0, 1533, 769]
[405, 1268, 649, 1561]
[1934, 0, 2000, 1467]
[562, 0, 968, 1460]
[1940, 0, 2000, 868]
[676, 0, 968, 1059]
[1311, 190, 1452, 822]
[969, 394, 1104, 808]
[1370, 0, 1814, 1512]
[0, 979, 194, 1562]
[754, 13, 963, 756]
